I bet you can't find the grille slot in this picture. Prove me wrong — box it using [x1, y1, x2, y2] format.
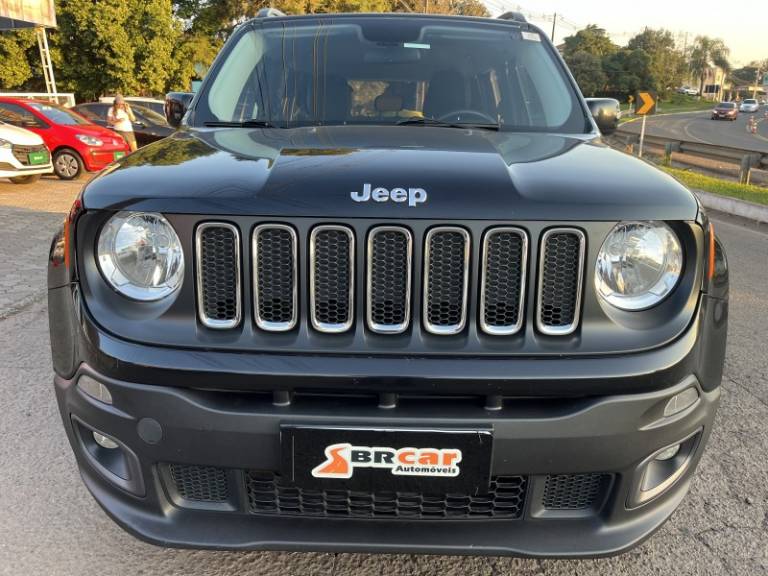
[310, 225, 355, 333]
[168, 464, 230, 503]
[367, 226, 412, 334]
[11, 144, 47, 166]
[536, 228, 585, 335]
[423, 227, 470, 335]
[195, 223, 242, 329]
[542, 473, 608, 510]
[246, 472, 527, 520]
[253, 224, 297, 331]
[480, 228, 528, 335]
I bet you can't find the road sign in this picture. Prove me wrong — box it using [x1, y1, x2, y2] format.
[634, 91, 657, 115]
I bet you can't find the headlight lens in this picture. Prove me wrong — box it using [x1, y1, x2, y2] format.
[97, 212, 184, 301]
[76, 134, 103, 146]
[595, 221, 682, 311]
[0, 137, 11, 149]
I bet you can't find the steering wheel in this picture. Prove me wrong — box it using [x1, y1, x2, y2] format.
[438, 109, 497, 124]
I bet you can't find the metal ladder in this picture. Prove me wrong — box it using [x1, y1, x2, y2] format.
[35, 27, 58, 102]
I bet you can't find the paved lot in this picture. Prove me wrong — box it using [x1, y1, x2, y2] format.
[620, 109, 768, 152]
[0, 178, 766, 575]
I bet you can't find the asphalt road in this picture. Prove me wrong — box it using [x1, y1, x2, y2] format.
[0, 179, 766, 575]
[620, 108, 768, 152]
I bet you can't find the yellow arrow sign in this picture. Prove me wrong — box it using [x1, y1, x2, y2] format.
[635, 91, 657, 115]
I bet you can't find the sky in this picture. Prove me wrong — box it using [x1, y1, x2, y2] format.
[481, 0, 767, 67]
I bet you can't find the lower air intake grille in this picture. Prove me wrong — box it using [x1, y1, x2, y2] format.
[246, 472, 527, 520]
[11, 144, 47, 166]
[253, 225, 297, 331]
[169, 464, 230, 502]
[311, 226, 354, 332]
[542, 473, 608, 510]
[424, 228, 470, 334]
[537, 229, 585, 335]
[368, 227, 412, 333]
[196, 223, 241, 329]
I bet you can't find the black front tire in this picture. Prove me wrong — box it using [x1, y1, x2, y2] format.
[53, 149, 84, 180]
[9, 174, 42, 184]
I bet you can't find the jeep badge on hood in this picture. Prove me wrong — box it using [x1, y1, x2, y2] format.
[351, 183, 427, 207]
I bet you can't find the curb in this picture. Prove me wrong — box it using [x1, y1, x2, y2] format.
[693, 189, 768, 225]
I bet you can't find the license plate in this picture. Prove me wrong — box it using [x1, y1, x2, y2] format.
[27, 151, 49, 165]
[281, 426, 493, 493]
[113, 151, 126, 160]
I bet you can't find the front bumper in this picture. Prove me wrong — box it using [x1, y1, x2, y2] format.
[0, 147, 53, 178]
[82, 146, 129, 172]
[56, 365, 718, 557]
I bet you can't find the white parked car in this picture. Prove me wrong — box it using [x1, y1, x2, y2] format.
[0, 120, 53, 184]
[677, 86, 699, 96]
[739, 99, 759, 113]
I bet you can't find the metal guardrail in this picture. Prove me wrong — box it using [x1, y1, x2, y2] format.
[612, 128, 768, 184]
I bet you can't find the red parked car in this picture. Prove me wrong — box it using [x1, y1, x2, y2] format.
[0, 97, 131, 179]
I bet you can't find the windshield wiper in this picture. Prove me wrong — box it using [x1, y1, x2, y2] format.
[203, 119, 278, 128]
[396, 117, 499, 131]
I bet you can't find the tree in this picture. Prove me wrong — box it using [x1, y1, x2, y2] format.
[627, 28, 685, 96]
[602, 48, 653, 94]
[688, 36, 730, 96]
[562, 25, 617, 60]
[52, 0, 182, 100]
[0, 30, 37, 89]
[174, 0, 487, 39]
[567, 51, 606, 97]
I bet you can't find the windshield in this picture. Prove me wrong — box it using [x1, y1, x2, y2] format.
[744, 99, 757, 104]
[197, 17, 587, 133]
[28, 102, 91, 125]
[717, 102, 736, 109]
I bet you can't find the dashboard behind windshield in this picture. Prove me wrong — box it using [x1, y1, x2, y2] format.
[195, 16, 588, 133]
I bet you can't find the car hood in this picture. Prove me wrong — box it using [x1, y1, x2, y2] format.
[83, 125, 699, 220]
[0, 122, 45, 146]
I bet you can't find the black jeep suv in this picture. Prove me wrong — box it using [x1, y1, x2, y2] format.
[48, 11, 729, 557]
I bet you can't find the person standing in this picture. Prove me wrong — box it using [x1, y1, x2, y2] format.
[107, 94, 137, 152]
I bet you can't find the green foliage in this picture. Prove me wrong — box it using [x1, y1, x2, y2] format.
[0, 30, 37, 89]
[602, 48, 653, 94]
[661, 167, 768, 206]
[567, 51, 606, 97]
[562, 25, 617, 60]
[627, 28, 685, 96]
[54, 0, 139, 99]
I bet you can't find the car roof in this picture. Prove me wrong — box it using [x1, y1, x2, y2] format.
[242, 12, 531, 29]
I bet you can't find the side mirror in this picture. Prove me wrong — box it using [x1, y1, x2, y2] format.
[585, 98, 620, 135]
[165, 92, 195, 128]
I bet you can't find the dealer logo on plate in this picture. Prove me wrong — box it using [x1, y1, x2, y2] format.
[311, 443, 462, 479]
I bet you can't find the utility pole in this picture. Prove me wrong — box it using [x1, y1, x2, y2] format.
[424, 0, 428, 13]
[551, 13, 556, 42]
[754, 69, 761, 100]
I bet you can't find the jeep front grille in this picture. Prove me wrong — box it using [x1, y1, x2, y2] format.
[195, 223, 242, 329]
[253, 224, 297, 331]
[481, 227, 528, 335]
[194, 221, 587, 339]
[367, 226, 412, 334]
[310, 225, 355, 333]
[536, 229, 585, 336]
[423, 227, 470, 335]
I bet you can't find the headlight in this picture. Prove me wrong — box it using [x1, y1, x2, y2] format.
[97, 212, 184, 301]
[0, 138, 11, 149]
[76, 134, 103, 146]
[595, 221, 682, 311]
